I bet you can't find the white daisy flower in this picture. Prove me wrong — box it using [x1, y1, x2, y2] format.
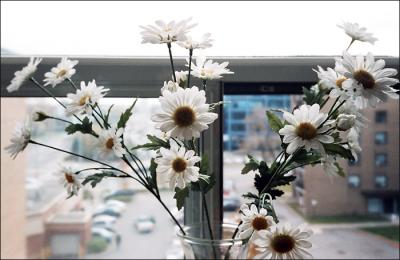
[43, 57, 79, 87]
[140, 18, 197, 44]
[177, 33, 213, 50]
[321, 155, 340, 177]
[151, 86, 218, 140]
[337, 22, 378, 45]
[313, 66, 350, 99]
[97, 128, 126, 158]
[59, 166, 81, 197]
[337, 51, 399, 108]
[7, 57, 42, 92]
[154, 139, 201, 189]
[254, 223, 313, 260]
[66, 80, 109, 116]
[337, 101, 368, 131]
[4, 118, 32, 159]
[336, 114, 356, 131]
[346, 128, 362, 161]
[278, 104, 335, 155]
[238, 204, 276, 240]
[175, 70, 188, 86]
[188, 55, 234, 80]
[161, 80, 181, 93]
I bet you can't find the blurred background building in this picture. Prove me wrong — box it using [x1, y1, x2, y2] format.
[293, 98, 399, 217]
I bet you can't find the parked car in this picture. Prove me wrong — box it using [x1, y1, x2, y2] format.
[93, 208, 121, 218]
[104, 189, 135, 201]
[106, 200, 127, 211]
[134, 215, 155, 233]
[92, 215, 117, 230]
[223, 197, 241, 212]
[91, 227, 115, 243]
[223, 179, 237, 197]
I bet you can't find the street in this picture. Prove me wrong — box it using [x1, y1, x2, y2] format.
[85, 190, 178, 259]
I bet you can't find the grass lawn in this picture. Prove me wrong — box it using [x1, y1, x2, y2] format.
[362, 226, 400, 243]
[287, 202, 388, 224]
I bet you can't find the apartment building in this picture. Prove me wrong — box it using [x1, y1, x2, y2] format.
[293, 98, 399, 216]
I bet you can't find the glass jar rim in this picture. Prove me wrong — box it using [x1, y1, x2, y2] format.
[176, 222, 247, 245]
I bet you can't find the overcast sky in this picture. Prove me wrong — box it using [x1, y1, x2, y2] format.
[1, 1, 399, 57]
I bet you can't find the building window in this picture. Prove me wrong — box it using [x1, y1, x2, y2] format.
[375, 111, 387, 123]
[348, 153, 361, 166]
[232, 111, 246, 120]
[375, 175, 387, 188]
[368, 198, 384, 214]
[348, 175, 361, 188]
[375, 132, 388, 145]
[375, 153, 388, 167]
[231, 123, 245, 131]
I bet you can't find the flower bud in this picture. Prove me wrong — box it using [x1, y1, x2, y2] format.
[32, 111, 48, 122]
[161, 80, 180, 93]
[336, 114, 356, 131]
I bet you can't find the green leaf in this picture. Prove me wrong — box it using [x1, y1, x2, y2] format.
[199, 154, 209, 175]
[174, 186, 189, 210]
[146, 158, 158, 191]
[191, 174, 215, 193]
[117, 99, 137, 129]
[104, 104, 114, 129]
[82, 171, 117, 188]
[302, 86, 329, 106]
[242, 155, 260, 175]
[334, 162, 346, 177]
[132, 134, 170, 151]
[324, 143, 355, 161]
[253, 161, 296, 200]
[266, 111, 284, 133]
[65, 117, 93, 135]
[242, 192, 259, 200]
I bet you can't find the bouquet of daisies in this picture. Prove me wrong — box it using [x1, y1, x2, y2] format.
[4, 18, 398, 259]
[4, 17, 232, 241]
[233, 22, 398, 259]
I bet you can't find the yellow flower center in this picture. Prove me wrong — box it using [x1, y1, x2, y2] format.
[271, 234, 296, 254]
[200, 68, 213, 78]
[57, 69, 68, 78]
[172, 157, 187, 173]
[173, 106, 196, 127]
[105, 138, 114, 149]
[64, 173, 74, 184]
[251, 216, 269, 231]
[79, 96, 89, 106]
[296, 122, 317, 140]
[353, 70, 375, 89]
[335, 77, 347, 89]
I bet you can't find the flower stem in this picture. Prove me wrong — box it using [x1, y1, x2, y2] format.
[224, 220, 243, 259]
[47, 116, 74, 124]
[202, 192, 217, 259]
[346, 39, 355, 51]
[74, 167, 113, 174]
[30, 77, 83, 123]
[187, 48, 193, 88]
[167, 42, 177, 82]
[28, 140, 141, 183]
[320, 96, 330, 109]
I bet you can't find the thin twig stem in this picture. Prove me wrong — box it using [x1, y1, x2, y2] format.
[187, 48, 193, 88]
[167, 42, 177, 82]
[30, 77, 83, 123]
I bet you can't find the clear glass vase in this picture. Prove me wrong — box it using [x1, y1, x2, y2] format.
[177, 222, 249, 259]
